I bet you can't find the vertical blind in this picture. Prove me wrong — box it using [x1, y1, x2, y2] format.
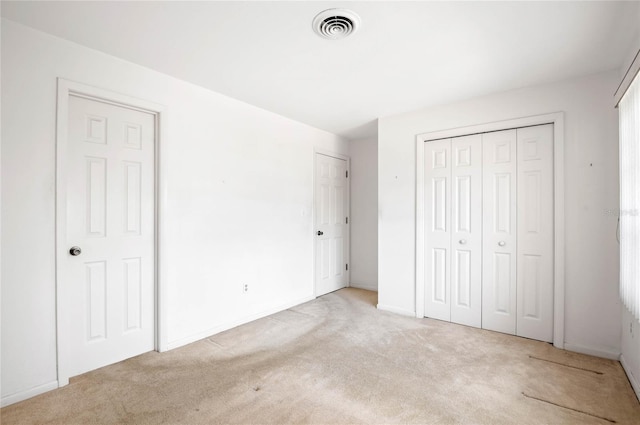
[620, 71, 640, 321]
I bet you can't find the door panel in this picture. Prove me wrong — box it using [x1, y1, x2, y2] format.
[124, 257, 142, 332]
[315, 153, 349, 296]
[482, 129, 517, 335]
[63, 95, 155, 380]
[86, 261, 107, 341]
[424, 140, 451, 321]
[87, 157, 107, 236]
[494, 252, 512, 313]
[450, 135, 482, 327]
[516, 125, 554, 342]
[455, 176, 471, 233]
[521, 255, 541, 318]
[433, 177, 447, 231]
[494, 173, 513, 233]
[454, 250, 471, 307]
[124, 162, 142, 234]
[432, 248, 447, 304]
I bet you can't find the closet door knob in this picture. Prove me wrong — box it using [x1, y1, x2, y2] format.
[459, 239, 466, 245]
[498, 241, 506, 247]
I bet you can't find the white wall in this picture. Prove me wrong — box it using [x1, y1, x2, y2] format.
[378, 71, 622, 357]
[348, 137, 378, 291]
[0, 20, 348, 405]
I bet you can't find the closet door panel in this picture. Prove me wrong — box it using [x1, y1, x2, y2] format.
[482, 129, 517, 335]
[516, 125, 554, 342]
[450, 134, 482, 328]
[424, 139, 452, 321]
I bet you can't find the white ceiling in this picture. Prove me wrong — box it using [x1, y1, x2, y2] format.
[2, 1, 639, 140]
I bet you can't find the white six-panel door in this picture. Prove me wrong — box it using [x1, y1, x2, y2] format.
[516, 125, 554, 342]
[451, 135, 483, 327]
[61, 95, 155, 381]
[482, 129, 518, 334]
[423, 125, 553, 342]
[315, 153, 349, 296]
[424, 139, 452, 321]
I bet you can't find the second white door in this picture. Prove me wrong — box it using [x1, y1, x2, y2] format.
[315, 153, 349, 296]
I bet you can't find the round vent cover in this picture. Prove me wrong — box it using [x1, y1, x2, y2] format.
[312, 9, 360, 40]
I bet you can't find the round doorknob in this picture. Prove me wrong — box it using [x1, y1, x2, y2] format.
[317, 231, 324, 236]
[459, 239, 467, 245]
[69, 246, 82, 256]
[498, 241, 506, 247]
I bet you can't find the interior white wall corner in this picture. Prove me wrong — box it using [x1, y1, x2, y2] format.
[348, 136, 378, 292]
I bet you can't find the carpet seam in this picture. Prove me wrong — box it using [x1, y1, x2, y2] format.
[528, 355, 604, 375]
[521, 392, 616, 423]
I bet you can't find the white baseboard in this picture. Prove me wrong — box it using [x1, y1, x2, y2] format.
[1, 380, 59, 407]
[620, 354, 640, 400]
[349, 282, 378, 292]
[377, 303, 416, 317]
[564, 343, 621, 360]
[166, 295, 316, 350]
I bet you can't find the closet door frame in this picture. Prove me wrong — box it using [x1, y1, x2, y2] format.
[415, 112, 565, 349]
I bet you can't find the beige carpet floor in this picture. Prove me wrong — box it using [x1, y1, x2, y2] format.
[2, 288, 639, 424]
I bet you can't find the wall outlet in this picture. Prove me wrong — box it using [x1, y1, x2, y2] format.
[243, 283, 249, 293]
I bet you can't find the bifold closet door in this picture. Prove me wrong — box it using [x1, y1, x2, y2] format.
[516, 124, 553, 342]
[481, 125, 554, 340]
[482, 129, 518, 335]
[450, 135, 482, 327]
[424, 139, 452, 322]
[424, 125, 553, 341]
[424, 136, 482, 327]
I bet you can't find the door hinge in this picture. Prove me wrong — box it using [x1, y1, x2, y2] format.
[346, 217, 348, 224]
[346, 264, 348, 271]
[346, 170, 348, 178]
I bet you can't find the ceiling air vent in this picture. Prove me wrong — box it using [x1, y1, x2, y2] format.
[312, 9, 361, 40]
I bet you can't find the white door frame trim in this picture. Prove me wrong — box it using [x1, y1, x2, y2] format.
[312, 148, 351, 297]
[415, 112, 565, 349]
[55, 78, 168, 386]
